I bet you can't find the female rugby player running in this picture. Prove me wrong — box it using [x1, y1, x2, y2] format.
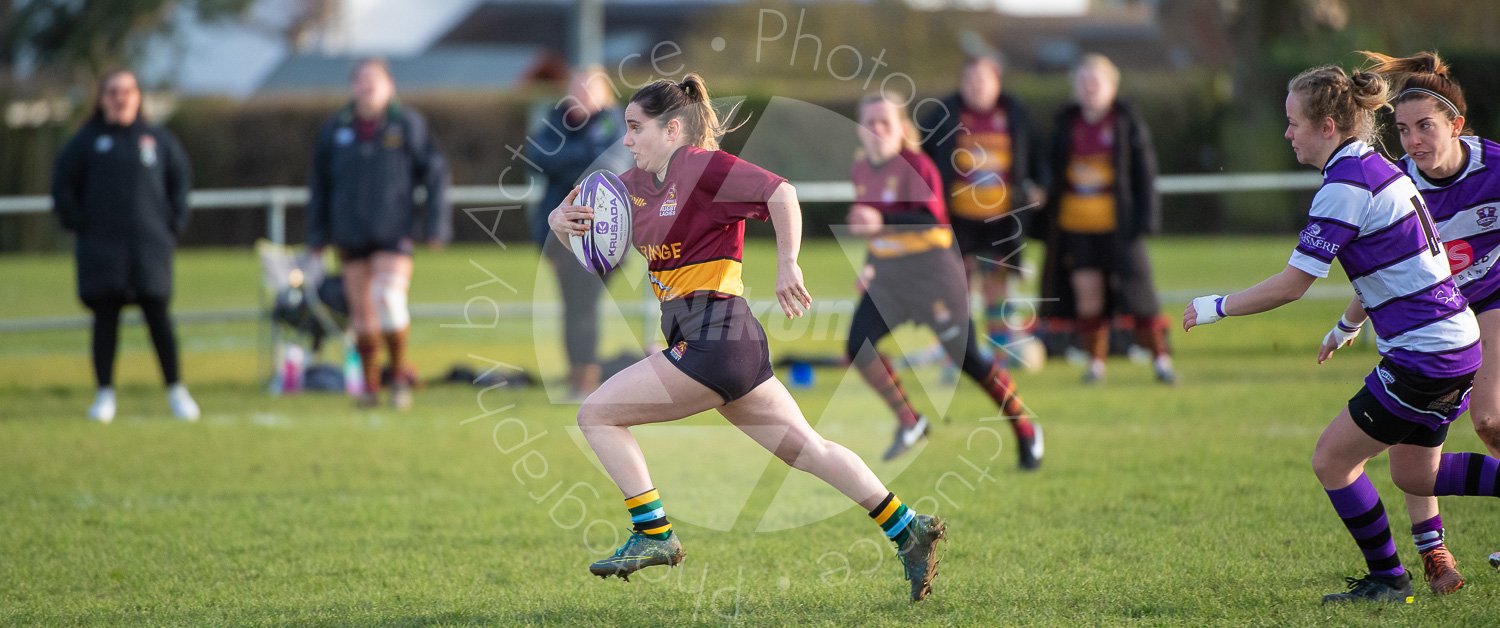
[1184, 65, 1500, 604]
[1361, 50, 1500, 588]
[845, 91, 1043, 466]
[548, 74, 945, 601]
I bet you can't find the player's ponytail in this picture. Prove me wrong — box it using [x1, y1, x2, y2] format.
[1350, 71, 1389, 113]
[678, 74, 706, 103]
[1360, 50, 1450, 78]
[1287, 65, 1389, 146]
[1358, 50, 1467, 129]
[630, 73, 745, 151]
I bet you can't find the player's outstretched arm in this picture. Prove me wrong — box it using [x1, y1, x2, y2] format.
[768, 182, 812, 318]
[1184, 264, 1318, 331]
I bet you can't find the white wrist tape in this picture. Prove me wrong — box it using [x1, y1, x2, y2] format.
[1192, 295, 1226, 326]
[1325, 316, 1361, 348]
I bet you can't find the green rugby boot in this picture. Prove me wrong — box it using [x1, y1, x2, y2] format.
[588, 531, 684, 581]
[897, 514, 946, 601]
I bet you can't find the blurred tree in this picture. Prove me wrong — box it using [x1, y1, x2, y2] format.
[1220, 0, 1500, 130]
[4, 0, 255, 87]
[281, 0, 342, 53]
[0, 1, 16, 71]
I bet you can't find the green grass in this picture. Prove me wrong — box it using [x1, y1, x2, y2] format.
[2, 237, 1498, 625]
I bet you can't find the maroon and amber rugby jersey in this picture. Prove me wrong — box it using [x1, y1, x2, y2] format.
[620, 146, 785, 302]
[948, 108, 1013, 220]
[851, 148, 954, 259]
[1058, 112, 1118, 234]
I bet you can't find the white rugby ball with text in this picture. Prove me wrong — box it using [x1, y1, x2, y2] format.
[570, 169, 632, 276]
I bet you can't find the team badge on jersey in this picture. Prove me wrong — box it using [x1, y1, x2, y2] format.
[383, 127, 404, 149]
[335, 127, 355, 145]
[669, 341, 688, 361]
[94, 135, 113, 153]
[883, 176, 898, 203]
[138, 135, 158, 167]
[1377, 366, 1395, 386]
[659, 184, 678, 217]
[1477, 206, 1497, 229]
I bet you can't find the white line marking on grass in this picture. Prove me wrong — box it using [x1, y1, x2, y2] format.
[250, 413, 293, 428]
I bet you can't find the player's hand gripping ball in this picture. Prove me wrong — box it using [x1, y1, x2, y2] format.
[570, 169, 633, 276]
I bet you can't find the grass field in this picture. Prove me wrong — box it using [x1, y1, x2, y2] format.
[2, 237, 1499, 625]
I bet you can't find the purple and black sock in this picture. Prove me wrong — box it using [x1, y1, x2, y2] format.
[1433, 452, 1500, 497]
[1325, 474, 1405, 579]
[1411, 514, 1446, 553]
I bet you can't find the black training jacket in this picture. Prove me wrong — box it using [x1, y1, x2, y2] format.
[306, 102, 451, 250]
[52, 117, 191, 305]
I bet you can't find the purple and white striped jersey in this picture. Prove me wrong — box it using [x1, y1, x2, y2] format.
[1400, 136, 1500, 309]
[1289, 139, 1481, 379]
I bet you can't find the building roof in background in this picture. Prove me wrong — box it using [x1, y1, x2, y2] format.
[436, 0, 1226, 77]
[434, 0, 701, 58]
[978, 3, 1228, 72]
[225, 0, 1224, 96]
[255, 45, 543, 94]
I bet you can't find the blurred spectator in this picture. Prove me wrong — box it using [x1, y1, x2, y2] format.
[526, 65, 631, 400]
[306, 57, 451, 409]
[51, 69, 200, 423]
[1037, 54, 1175, 385]
[919, 53, 1047, 360]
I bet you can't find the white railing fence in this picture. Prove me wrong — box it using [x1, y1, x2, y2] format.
[0, 172, 1322, 244]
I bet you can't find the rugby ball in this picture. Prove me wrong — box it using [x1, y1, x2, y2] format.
[570, 170, 632, 275]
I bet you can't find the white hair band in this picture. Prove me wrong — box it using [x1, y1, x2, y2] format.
[1398, 87, 1460, 117]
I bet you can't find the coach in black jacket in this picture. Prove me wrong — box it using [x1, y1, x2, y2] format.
[306, 97, 450, 251]
[52, 69, 200, 423]
[1036, 54, 1173, 384]
[307, 58, 451, 409]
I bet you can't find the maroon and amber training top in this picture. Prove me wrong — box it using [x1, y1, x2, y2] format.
[850, 147, 954, 260]
[620, 146, 785, 302]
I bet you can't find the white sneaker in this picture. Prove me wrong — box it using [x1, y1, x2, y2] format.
[88, 388, 116, 423]
[1153, 355, 1178, 385]
[168, 384, 200, 421]
[883, 415, 930, 461]
[1082, 360, 1106, 385]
